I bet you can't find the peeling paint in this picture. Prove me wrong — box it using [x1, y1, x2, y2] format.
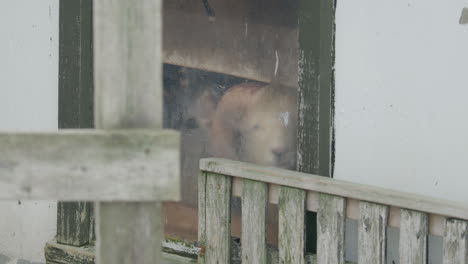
[460, 7, 468, 25]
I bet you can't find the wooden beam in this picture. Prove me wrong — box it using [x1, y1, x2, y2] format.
[358, 202, 388, 264]
[317, 194, 345, 264]
[242, 179, 268, 264]
[443, 219, 468, 264]
[399, 209, 428, 264]
[0, 130, 179, 201]
[57, 0, 95, 247]
[278, 187, 306, 264]
[93, 0, 168, 263]
[200, 158, 468, 220]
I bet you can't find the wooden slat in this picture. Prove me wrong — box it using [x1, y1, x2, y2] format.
[443, 219, 468, 264]
[200, 158, 468, 220]
[399, 209, 428, 264]
[278, 186, 305, 264]
[0, 130, 179, 201]
[93, 0, 167, 263]
[242, 179, 268, 264]
[57, 0, 94, 246]
[317, 193, 345, 264]
[95, 202, 162, 263]
[198, 171, 208, 264]
[163, 0, 298, 87]
[358, 201, 389, 264]
[57, 202, 91, 246]
[202, 173, 232, 264]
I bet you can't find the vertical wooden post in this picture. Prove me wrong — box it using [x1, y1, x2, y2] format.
[93, 0, 163, 263]
[242, 180, 268, 264]
[198, 173, 232, 264]
[443, 218, 468, 264]
[278, 186, 306, 264]
[399, 209, 428, 264]
[317, 193, 345, 264]
[297, 0, 336, 253]
[57, 0, 94, 247]
[358, 201, 389, 264]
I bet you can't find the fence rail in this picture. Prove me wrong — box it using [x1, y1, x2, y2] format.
[199, 158, 468, 264]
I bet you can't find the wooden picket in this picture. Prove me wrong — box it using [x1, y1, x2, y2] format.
[199, 158, 468, 264]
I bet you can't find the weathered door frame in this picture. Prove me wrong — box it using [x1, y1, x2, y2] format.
[56, 0, 95, 247]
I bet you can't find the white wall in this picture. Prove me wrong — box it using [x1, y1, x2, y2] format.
[0, 0, 58, 263]
[334, 0, 468, 204]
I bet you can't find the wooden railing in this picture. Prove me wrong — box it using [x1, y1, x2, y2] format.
[199, 158, 468, 264]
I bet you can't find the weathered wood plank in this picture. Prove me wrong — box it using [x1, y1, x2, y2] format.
[95, 202, 162, 263]
[358, 201, 388, 264]
[317, 193, 345, 264]
[163, 0, 299, 87]
[45, 240, 95, 264]
[200, 158, 468, 220]
[203, 173, 232, 264]
[198, 171, 208, 264]
[93, 0, 168, 263]
[443, 218, 468, 264]
[279, 186, 306, 264]
[232, 183, 447, 236]
[399, 209, 428, 264]
[242, 179, 268, 264]
[57, 0, 95, 246]
[0, 130, 179, 201]
[57, 202, 91, 246]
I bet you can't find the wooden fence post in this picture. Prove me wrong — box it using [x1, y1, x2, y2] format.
[93, 0, 163, 263]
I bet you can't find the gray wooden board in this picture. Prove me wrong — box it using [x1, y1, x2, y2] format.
[443, 218, 468, 264]
[56, 0, 95, 246]
[93, 0, 170, 263]
[57, 202, 91, 246]
[279, 186, 306, 264]
[399, 209, 428, 264]
[163, 0, 299, 87]
[358, 201, 388, 264]
[0, 130, 179, 201]
[95, 202, 163, 264]
[242, 179, 268, 264]
[203, 173, 232, 264]
[317, 193, 345, 264]
[198, 171, 208, 264]
[200, 158, 468, 220]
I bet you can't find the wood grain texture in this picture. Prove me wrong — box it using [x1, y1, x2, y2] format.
[95, 202, 162, 264]
[93, 0, 169, 263]
[204, 173, 232, 264]
[94, 0, 162, 130]
[0, 130, 179, 201]
[358, 201, 388, 264]
[443, 219, 468, 264]
[45, 240, 95, 264]
[279, 186, 306, 264]
[57, 202, 92, 246]
[163, 0, 299, 87]
[198, 171, 207, 264]
[58, 0, 95, 246]
[242, 179, 268, 264]
[200, 158, 468, 220]
[399, 209, 428, 264]
[317, 193, 345, 264]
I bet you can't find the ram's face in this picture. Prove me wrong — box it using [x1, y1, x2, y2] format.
[239, 92, 297, 169]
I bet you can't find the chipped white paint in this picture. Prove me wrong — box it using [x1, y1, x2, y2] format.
[0, 0, 58, 262]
